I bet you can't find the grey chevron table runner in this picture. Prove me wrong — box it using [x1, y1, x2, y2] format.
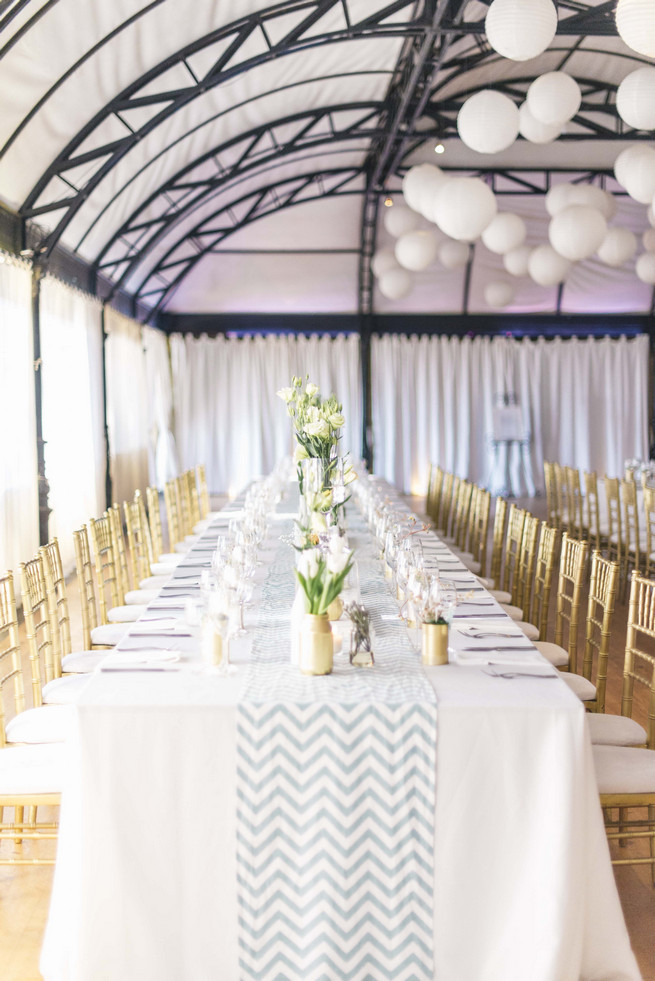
[236, 507, 438, 980]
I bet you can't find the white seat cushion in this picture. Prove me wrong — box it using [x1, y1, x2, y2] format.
[62, 650, 108, 673]
[43, 674, 91, 705]
[500, 603, 523, 621]
[513, 620, 540, 641]
[5, 705, 73, 744]
[139, 575, 170, 589]
[107, 604, 146, 623]
[125, 589, 160, 605]
[534, 641, 568, 667]
[587, 714, 647, 747]
[489, 588, 511, 604]
[157, 553, 181, 565]
[593, 745, 655, 795]
[91, 622, 128, 646]
[0, 743, 65, 795]
[462, 558, 482, 574]
[561, 673, 596, 701]
[151, 561, 178, 576]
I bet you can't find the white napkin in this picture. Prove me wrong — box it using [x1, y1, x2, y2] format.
[454, 649, 545, 666]
[455, 624, 523, 639]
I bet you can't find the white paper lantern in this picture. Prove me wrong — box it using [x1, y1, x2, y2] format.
[636, 251, 655, 284]
[485, 0, 557, 61]
[503, 245, 533, 277]
[394, 230, 439, 271]
[643, 228, 655, 252]
[481, 212, 527, 254]
[402, 164, 435, 213]
[371, 248, 399, 278]
[617, 67, 655, 131]
[614, 145, 655, 202]
[528, 244, 571, 286]
[545, 182, 575, 217]
[433, 177, 497, 242]
[439, 240, 470, 270]
[383, 205, 421, 238]
[484, 281, 515, 308]
[457, 90, 519, 154]
[616, 0, 655, 59]
[566, 184, 616, 220]
[527, 72, 581, 126]
[415, 166, 449, 220]
[518, 102, 561, 144]
[648, 202, 655, 227]
[597, 228, 638, 266]
[549, 205, 607, 261]
[378, 267, 413, 299]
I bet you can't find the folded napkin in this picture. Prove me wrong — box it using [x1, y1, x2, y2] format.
[482, 664, 558, 679]
[454, 648, 545, 666]
[455, 624, 522, 639]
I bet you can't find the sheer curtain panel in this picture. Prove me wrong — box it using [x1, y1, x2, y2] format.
[143, 326, 177, 488]
[104, 308, 149, 505]
[0, 256, 39, 580]
[40, 276, 105, 573]
[170, 333, 361, 493]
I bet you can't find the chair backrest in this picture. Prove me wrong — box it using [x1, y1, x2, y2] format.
[19, 555, 52, 702]
[621, 573, 655, 748]
[426, 464, 443, 526]
[565, 466, 585, 540]
[582, 552, 619, 714]
[196, 464, 211, 520]
[176, 473, 194, 539]
[543, 461, 559, 528]
[553, 533, 590, 674]
[164, 480, 183, 548]
[453, 480, 473, 551]
[88, 515, 122, 621]
[605, 476, 622, 567]
[0, 572, 26, 748]
[73, 526, 100, 650]
[124, 496, 153, 585]
[554, 463, 570, 530]
[515, 513, 540, 615]
[583, 470, 601, 551]
[470, 488, 491, 572]
[620, 477, 641, 573]
[489, 497, 508, 586]
[40, 538, 72, 668]
[108, 503, 132, 598]
[643, 485, 655, 580]
[501, 504, 526, 596]
[527, 523, 560, 640]
[437, 471, 455, 534]
[186, 468, 202, 527]
[146, 486, 166, 558]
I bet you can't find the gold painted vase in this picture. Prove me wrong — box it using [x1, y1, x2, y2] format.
[326, 596, 343, 621]
[422, 621, 449, 666]
[300, 613, 333, 675]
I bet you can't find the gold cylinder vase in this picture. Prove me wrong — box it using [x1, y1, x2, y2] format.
[300, 613, 333, 675]
[422, 621, 449, 666]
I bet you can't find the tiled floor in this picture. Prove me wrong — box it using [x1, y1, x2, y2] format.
[1, 494, 654, 980]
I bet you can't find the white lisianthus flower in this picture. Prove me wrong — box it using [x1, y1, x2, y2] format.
[319, 489, 333, 510]
[277, 387, 294, 402]
[293, 443, 309, 463]
[344, 466, 357, 485]
[328, 412, 345, 429]
[298, 548, 320, 579]
[306, 382, 319, 397]
[306, 405, 320, 423]
[310, 511, 327, 533]
[304, 419, 330, 438]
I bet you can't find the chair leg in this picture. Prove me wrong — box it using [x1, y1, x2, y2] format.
[619, 806, 629, 846]
[650, 804, 655, 886]
[14, 805, 23, 844]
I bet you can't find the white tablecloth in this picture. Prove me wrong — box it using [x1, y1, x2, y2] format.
[41, 501, 641, 981]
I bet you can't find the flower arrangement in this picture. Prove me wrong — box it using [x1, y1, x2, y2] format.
[295, 537, 354, 615]
[277, 376, 344, 464]
[419, 579, 458, 625]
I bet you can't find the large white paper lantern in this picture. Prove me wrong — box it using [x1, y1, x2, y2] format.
[383, 205, 421, 238]
[371, 248, 399, 278]
[614, 145, 655, 202]
[567, 184, 616, 220]
[485, 0, 557, 61]
[617, 67, 655, 131]
[636, 252, 655, 284]
[485, 281, 515, 308]
[549, 205, 607, 261]
[394, 230, 439, 271]
[545, 182, 575, 217]
[402, 164, 435, 213]
[527, 72, 581, 126]
[518, 102, 561, 144]
[616, 0, 655, 59]
[503, 245, 533, 277]
[402, 164, 447, 217]
[481, 212, 527, 254]
[457, 90, 519, 154]
[433, 177, 497, 242]
[439, 240, 470, 270]
[597, 228, 638, 266]
[378, 267, 413, 299]
[528, 244, 571, 286]
[643, 228, 655, 252]
[648, 203, 655, 227]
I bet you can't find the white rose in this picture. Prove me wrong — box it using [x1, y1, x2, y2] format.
[328, 412, 345, 428]
[304, 419, 330, 438]
[277, 387, 294, 402]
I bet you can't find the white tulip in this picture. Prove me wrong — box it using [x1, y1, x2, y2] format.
[298, 548, 320, 579]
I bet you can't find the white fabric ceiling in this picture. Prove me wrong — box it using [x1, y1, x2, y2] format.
[1, 0, 653, 317]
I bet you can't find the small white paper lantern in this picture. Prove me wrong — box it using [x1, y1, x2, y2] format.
[433, 177, 497, 242]
[371, 248, 399, 278]
[643, 228, 655, 252]
[485, 0, 557, 61]
[457, 90, 519, 154]
[383, 205, 420, 238]
[527, 72, 581, 126]
[518, 102, 561, 144]
[484, 281, 515, 308]
[378, 267, 413, 299]
[503, 244, 533, 277]
[481, 212, 527, 254]
[636, 251, 655, 284]
[549, 205, 607, 261]
[597, 227, 638, 266]
[528, 244, 571, 286]
[648, 202, 655, 227]
[566, 184, 616, 220]
[614, 145, 655, 202]
[394, 230, 439, 271]
[439, 240, 470, 270]
[545, 182, 575, 217]
[617, 67, 655, 131]
[616, 0, 655, 59]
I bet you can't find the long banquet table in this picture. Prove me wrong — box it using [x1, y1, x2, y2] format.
[41, 482, 641, 981]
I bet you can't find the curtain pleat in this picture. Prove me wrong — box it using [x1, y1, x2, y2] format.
[104, 308, 149, 505]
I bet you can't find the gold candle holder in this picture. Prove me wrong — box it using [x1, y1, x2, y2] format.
[300, 613, 333, 675]
[422, 621, 449, 666]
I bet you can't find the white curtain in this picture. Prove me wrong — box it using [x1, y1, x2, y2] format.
[104, 307, 149, 505]
[0, 255, 39, 581]
[372, 333, 650, 494]
[143, 326, 177, 488]
[40, 276, 105, 573]
[170, 333, 362, 493]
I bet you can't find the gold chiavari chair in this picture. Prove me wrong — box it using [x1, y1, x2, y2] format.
[124, 498, 170, 591]
[500, 513, 540, 628]
[554, 462, 570, 532]
[484, 497, 509, 596]
[643, 485, 655, 581]
[436, 471, 455, 536]
[426, 464, 443, 527]
[164, 480, 188, 552]
[175, 473, 194, 540]
[196, 464, 218, 523]
[583, 470, 605, 553]
[565, 466, 586, 540]
[495, 504, 526, 616]
[592, 573, 655, 883]
[523, 523, 560, 641]
[88, 514, 146, 624]
[186, 468, 203, 529]
[442, 475, 461, 543]
[108, 503, 159, 605]
[621, 477, 642, 595]
[456, 487, 491, 577]
[145, 486, 182, 569]
[543, 461, 559, 529]
[73, 527, 130, 651]
[536, 534, 590, 680]
[40, 540, 108, 674]
[0, 571, 63, 864]
[605, 476, 623, 572]
[445, 480, 472, 551]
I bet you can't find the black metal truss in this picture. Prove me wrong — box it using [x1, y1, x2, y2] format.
[92, 102, 388, 294]
[439, 0, 617, 37]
